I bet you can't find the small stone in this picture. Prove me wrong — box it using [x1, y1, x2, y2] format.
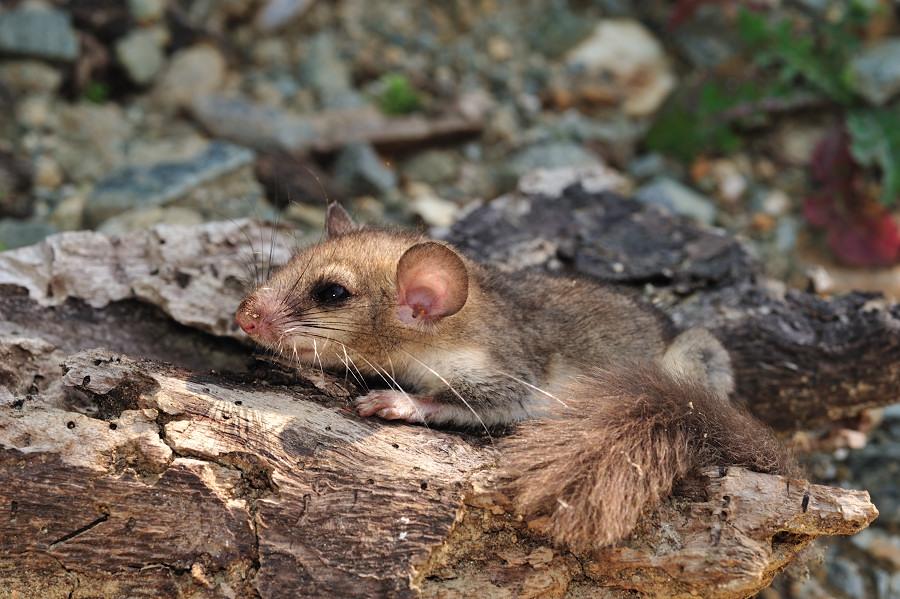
[127, 0, 167, 23]
[751, 213, 775, 234]
[16, 95, 55, 129]
[401, 150, 460, 186]
[773, 121, 827, 166]
[500, 142, 602, 190]
[849, 38, 900, 106]
[115, 28, 166, 85]
[826, 557, 868, 599]
[0, 6, 79, 62]
[299, 33, 364, 109]
[487, 36, 513, 61]
[710, 159, 748, 204]
[0, 60, 62, 95]
[0, 219, 56, 250]
[407, 183, 458, 228]
[154, 44, 227, 110]
[251, 38, 290, 67]
[33, 155, 63, 189]
[55, 103, 133, 181]
[255, 0, 315, 31]
[566, 20, 675, 116]
[86, 141, 256, 226]
[628, 153, 667, 181]
[98, 206, 204, 235]
[635, 177, 717, 225]
[48, 191, 86, 231]
[333, 143, 397, 196]
[761, 189, 790, 216]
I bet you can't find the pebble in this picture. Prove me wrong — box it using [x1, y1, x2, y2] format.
[98, 206, 204, 235]
[401, 150, 460, 185]
[333, 143, 397, 196]
[565, 19, 675, 116]
[127, 0, 168, 23]
[849, 38, 900, 106]
[0, 218, 57, 250]
[406, 183, 458, 228]
[500, 142, 602, 190]
[0, 60, 62, 95]
[154, 44, 227, 110]
[55, 103, 133, 181]
[773, 121, 828, 166]
[16, 95, 56, 129]
[86, 141, 255, 226]
[32, 155, 63, 189]
[255, 0, 315, 31]
[635, 177, 717, 225]
[826, 556, 868, 599]
[0, 6, 79, 62]
[115, 28, 166, 85]
[299, 32, 364, 109]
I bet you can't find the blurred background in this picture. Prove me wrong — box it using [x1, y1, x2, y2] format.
[0, 0, 897, 596]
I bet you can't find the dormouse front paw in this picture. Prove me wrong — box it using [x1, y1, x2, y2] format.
[354, 391, 434, 423]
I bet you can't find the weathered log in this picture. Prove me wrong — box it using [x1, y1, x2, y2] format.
[0, 171, 891, 597]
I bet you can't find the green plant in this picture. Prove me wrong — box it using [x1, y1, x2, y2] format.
[650, 2, 900, 265]
[83, 81, 110, 104]
[376, 73, 421, 115]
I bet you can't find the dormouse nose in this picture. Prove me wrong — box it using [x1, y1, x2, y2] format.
[235, 309, 259, 334]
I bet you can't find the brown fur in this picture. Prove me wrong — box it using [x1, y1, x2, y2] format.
[499, 363, 798, 553]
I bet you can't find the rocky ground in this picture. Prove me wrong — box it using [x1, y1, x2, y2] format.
[0, 1, 898, 597]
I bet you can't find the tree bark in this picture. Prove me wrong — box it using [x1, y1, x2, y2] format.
[0, 172, 891, 598]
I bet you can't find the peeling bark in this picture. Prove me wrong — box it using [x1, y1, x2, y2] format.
[0, 174, 891, 597]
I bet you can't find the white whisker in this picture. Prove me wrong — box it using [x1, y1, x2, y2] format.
[398, 349, 492, 441]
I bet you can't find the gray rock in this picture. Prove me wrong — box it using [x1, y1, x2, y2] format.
[86, 142, 255, 226]
[128, 0, 168, 22]
[499, 142, 601, 190]
[826, 556, 868, 599]
[0, 60, 62, 95]
[401, 150, 460, 185]
[55, 103, 133, 181]
[333, 143, 397, 196]
[299, 33, 364, 109]
[635, 177, 717, 225]
[849, 39, 900, 105]
[115, 28, 165, 85]
[0, 219, 57, 250]
[527, 3, 593, 58]
[153, 44, 227, 111]
[98, 206, 204, 235]
[628, 153, 668, 182]
[0, 7, 79, 62]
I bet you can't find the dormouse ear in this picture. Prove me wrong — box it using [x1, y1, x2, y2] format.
[325, 202, 357, 237]
[396, 242, 469, 324]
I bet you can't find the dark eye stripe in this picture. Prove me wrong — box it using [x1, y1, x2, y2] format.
[312, 282, 352, 305]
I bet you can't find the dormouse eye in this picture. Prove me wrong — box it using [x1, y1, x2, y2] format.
[312, 282, 352, 304]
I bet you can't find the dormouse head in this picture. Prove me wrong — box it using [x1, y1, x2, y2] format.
[234, 202, 470, 368]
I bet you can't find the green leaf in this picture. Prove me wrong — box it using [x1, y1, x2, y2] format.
[83, 81, 110, 104]
[376, 74, 421, 115]
[847, 109, 900, 205]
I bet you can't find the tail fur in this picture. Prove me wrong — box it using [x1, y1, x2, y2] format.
[499, 364, 797, 553]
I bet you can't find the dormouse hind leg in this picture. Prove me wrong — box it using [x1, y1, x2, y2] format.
[661, 327, 734, 399]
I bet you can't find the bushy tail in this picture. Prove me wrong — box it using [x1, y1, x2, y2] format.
[498, 364, 797, 553]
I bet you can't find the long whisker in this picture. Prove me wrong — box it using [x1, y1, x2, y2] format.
[354, 353, 431, 430]
[397, 348, 492, 441]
